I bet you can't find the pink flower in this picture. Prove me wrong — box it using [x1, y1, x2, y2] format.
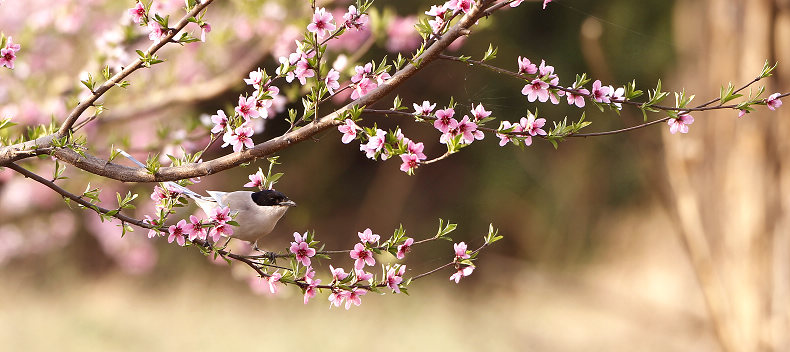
[330, 265, 349, 281]
[303, 276, 321, 304]
[510, 0, 525, 7]
[397, 238, 413, 259]
[210, 110, 228, 134]
[517, 56, 537, 75]
[413, 101, 437, 115]
[591, 80, 611, 103]
[148, 22, 167, 42]
[358, 228, 380, 243]
[307, 8, 336, 37]
[350, 243, 375, 270]
[351, 63, 372, 83]
[543, 0, 553, 9]
[449, 266, 475, 283]
[208, 222, 233, 242]
[470, 103, 492, 121]
[338, 119, 359, 144]
[209, 206, 232, 224]
[386, 265, 405, 293]
[329, 289, 350, 308]
[538, 60, 556, 79]
[185, 215, 206, 241]
[454, 242, 470, 259]
[267, 272, 282, 294]
[520, 115, 547, 137]
[407, 140, 427, 160]
[522, 79, 550, 102]
[244, 169, 265, 188]
[355, 268, 373, 281]
[351, 77, 376, 99]
[168, 219, 188, 246]
[360, 129, 386, 159]
[143, 215, 161, 239]
[128, 2, 146, 24]
[223, 125, 255, 152]
[325, 68, 340, 95]
[766, 93, 783, 111]
[290, 241, 316, 267]
[294, 58, 315, 85]
[235, 96, 260, 120]
[200, 23, 211, 42]
[496, 121, 523, 146]
[4, 37, 20, 52]
[447, 0, 474, 13]
[668, 114, 694, 134]
[400, 154, 419, 174]
[244, 68, 263, 87]
[293, 231, 307, 243]
[738, 109, 748, 118]
[343, 5, 367, 30]
[345, 288, 366, 309]
[426, 4, 449, 18]
[566, 88, 590, 108]
[434, 108, 458, 133]
[456, 116, 484, 144]
[608, 85, 625, 109]
[0, 48, 15, 69]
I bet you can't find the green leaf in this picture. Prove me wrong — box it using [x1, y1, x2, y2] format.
[481, 44, 497, 61]
[760, 60, 778, 79]
[436, 219, 457, 238]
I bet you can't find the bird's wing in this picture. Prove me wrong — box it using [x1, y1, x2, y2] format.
[164, 182, 207, 200]
[117, 148, 215, 204]
[206, 191, 228, 207]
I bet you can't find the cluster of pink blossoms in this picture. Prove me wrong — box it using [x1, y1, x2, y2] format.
[274, 5, 365, 97]
[277, 46, 315, 85]
[434, 103, 489, 146]
[146, 184, 234, 246]
[449, 242, 475, 283]
[518, 57, 626, 110]
[210, 69, 281, 152]
[285, 228, 413, 308]
[350, 61, 391, 99]
[338, 119, 427, 174]
[424, 0, 552, 34]
[127, 2, 211, 43]
[496, 113, 547, 147]
[0, 36, 20, 69]
[424, 0, 478, 34]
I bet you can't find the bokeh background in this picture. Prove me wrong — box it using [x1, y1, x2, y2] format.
[1, 0, 788, 351]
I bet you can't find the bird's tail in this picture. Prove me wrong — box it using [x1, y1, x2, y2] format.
[115, 149, 209, 201]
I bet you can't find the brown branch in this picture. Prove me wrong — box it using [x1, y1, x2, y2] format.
[97, 44, 271, 125]
[0, 0, 216, 165]
[8, 160, 492, 295]
[2, 0, 495, 182]
[437, 54, 776, 114]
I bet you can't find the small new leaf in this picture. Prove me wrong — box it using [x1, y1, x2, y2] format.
[482, 44, 497, 61]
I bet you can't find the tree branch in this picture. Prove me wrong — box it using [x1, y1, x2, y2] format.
[1, 1, 495, 183]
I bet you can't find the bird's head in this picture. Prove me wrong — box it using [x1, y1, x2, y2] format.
[251, 189, 297, 207]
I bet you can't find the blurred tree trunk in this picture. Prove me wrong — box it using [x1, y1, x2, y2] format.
[666, 0, 790, 351]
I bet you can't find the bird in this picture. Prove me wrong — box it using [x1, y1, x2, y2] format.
[117, 149, 296, 246]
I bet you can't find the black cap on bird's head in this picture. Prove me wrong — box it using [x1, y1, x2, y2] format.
[251, 189, 297, 207]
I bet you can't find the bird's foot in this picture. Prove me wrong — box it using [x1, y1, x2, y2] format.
[252, 242, 277, 262]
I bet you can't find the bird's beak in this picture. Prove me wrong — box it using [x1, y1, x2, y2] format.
[280, 199, 297, 207]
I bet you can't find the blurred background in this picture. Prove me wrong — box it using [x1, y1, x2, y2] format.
[1, 0, 788, 351]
